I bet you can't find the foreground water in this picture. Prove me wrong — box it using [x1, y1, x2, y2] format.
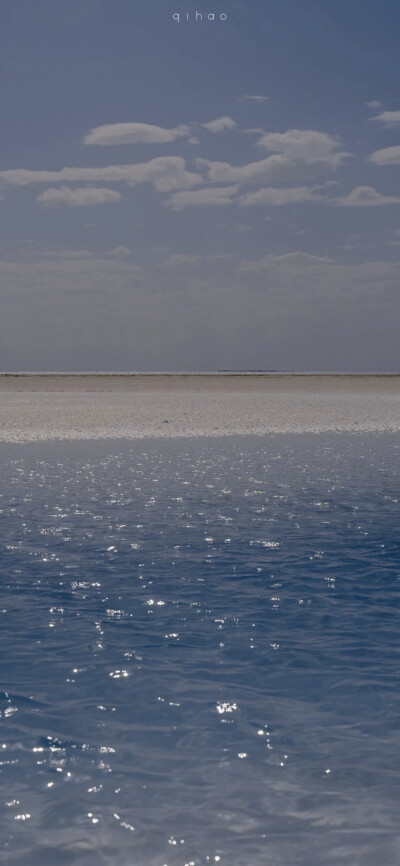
[0, 435, 399, 866]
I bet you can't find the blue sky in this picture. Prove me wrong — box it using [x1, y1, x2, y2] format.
[1, 0, 400, 370]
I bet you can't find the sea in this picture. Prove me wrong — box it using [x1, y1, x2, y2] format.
[0, 434, 399, 866]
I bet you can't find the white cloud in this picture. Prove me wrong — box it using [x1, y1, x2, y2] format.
[238, 251, 400, 302]
[236, 253, 400, 328]
[239, 251, 334, 273]
[333, 186, 400, 207]
[84, 122, 190, 145]
[243, 127, 264, 135]
[365, 100, 382, 109]
[161, 253, 231, 267]
[318, 180, 339, 188]
[37, 187, 122, 207]
[235, 222, 252, 232]
[240, 186, 317, 206]
[370, 110, 400, 126]
[162, 254, 202, 267]
[197, 154, 324, 186]
[197, 155, 282, 185]
[196, 131, 348, 188]
[0, 254, 143, 286]
[107, 245, 131, 257]
[41, 249, 93, 259]
[167, 186, 239, 210]
[238, 94, 270, 103]
[201, 116, 237, 133]
[256, 129, 348, 167]
[0, 157, 203, 192]
[368, 146, 400, 165]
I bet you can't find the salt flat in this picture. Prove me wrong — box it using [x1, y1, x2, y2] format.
[1, 374, 400, 441]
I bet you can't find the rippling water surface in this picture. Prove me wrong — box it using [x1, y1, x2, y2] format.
[0, 435, 399, 866]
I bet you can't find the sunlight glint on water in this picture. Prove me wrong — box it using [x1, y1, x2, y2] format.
[0, 435, 399, 866]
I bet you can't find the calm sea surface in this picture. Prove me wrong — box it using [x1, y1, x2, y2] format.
[0, 435, 399, 866]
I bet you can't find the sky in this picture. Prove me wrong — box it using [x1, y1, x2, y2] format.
[1, 0, 400, 371]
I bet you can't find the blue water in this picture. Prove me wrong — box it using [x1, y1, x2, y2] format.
[0, 435, 399, 866]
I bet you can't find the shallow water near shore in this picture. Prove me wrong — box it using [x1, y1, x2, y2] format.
[1, 434, 399, 866]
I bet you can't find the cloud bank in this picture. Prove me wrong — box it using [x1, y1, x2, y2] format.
[333, 186, 400, 206]
[240, 186, 317, 206]
[37, 186, 122, 206]
[0, 157, 203, 192]
[167, 186, 239, 210]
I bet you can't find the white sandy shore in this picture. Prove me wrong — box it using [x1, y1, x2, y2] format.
[1, 374, 400, 441]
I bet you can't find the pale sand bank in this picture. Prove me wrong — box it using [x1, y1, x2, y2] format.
[1, 374, 400, 441]
[1, 373, 400, 392]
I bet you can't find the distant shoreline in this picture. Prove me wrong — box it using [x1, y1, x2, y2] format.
[1, 371, 400, 377]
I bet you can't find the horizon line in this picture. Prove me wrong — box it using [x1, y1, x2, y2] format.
[1, 371, 400, 377]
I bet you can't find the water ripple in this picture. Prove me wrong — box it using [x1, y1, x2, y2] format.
[0, 434, 399, 865]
